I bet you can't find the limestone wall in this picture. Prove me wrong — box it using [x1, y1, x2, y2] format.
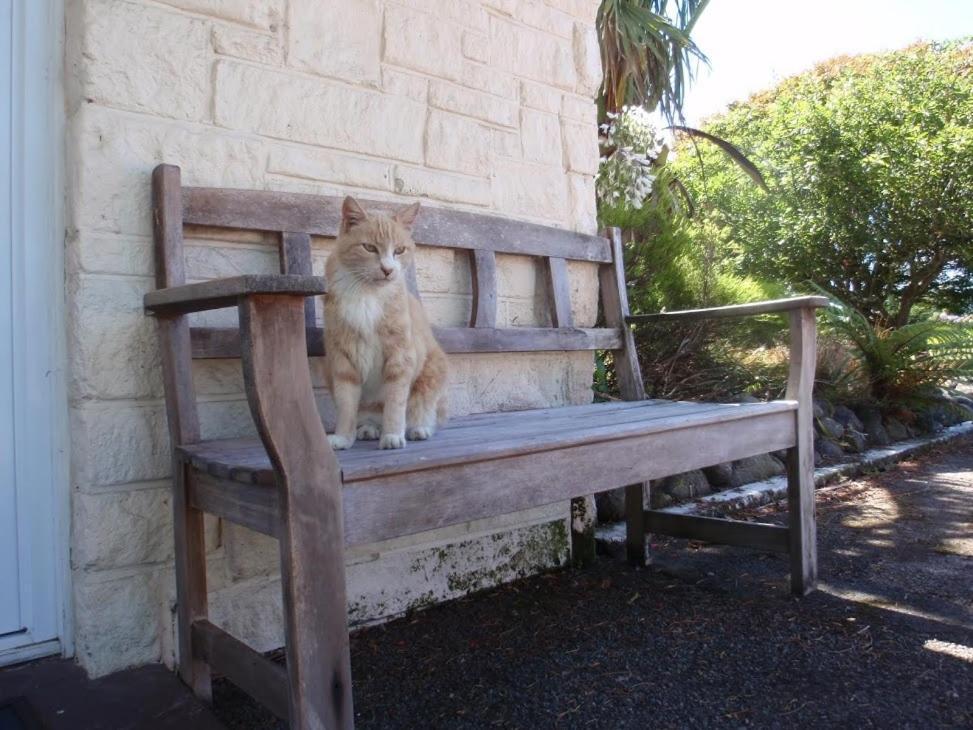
[64, 0, 602, 677]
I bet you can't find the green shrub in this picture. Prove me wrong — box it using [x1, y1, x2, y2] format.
[816, 292, 973, 404]
[596, 108, 791, 401]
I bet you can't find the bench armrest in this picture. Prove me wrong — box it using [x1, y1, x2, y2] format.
[144, 274, 326, 316]
[625, 296, 829, 325]
[627, 296, 824, 410]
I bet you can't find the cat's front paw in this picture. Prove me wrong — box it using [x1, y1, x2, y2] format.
[379, 433, 406, 450]
[406, 426, 434, 441]
[327, 434, 355, 450]
[356, 423, 381, 440]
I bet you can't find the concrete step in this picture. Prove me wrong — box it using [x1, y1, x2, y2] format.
[0, 657, 224, 730]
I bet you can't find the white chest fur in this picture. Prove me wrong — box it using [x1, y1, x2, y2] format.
[335, 289, 382, 334]
[329, 273, 386, 400]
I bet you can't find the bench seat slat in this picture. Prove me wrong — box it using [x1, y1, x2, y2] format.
[332, 400, 745, 461]
[181, 400, 797, 547]
[179, 399, 796, 487]
[182, 400, 749, 487]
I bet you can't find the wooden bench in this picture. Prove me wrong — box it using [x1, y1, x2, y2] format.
[144, 164, 826, 729]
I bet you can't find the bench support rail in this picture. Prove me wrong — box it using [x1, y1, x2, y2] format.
[188, 471, 279, 538]
[193, 620, 289, 721]
[644, 511, 790, 553]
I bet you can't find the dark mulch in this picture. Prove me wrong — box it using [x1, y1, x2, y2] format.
[215, 437, 973, 729]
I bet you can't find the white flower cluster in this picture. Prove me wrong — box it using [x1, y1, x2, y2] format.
[596, 106, 665, 209]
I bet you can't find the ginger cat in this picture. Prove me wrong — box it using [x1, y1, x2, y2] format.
[323, 197, 448, 450]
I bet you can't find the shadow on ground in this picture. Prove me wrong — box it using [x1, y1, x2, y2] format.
[215, 437, 973, 729]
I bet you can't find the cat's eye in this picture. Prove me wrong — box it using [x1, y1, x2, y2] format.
[362, 243, 378, 253]
[394, 246, 406, 256]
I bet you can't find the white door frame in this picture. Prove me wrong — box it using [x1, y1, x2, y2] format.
[0, 0, 70, 666]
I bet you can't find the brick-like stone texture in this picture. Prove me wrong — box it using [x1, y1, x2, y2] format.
[521, 109, 563, 165]
[573, 21, 603, 98]
[214, 62, 426, 162]
[288, 0, 382, 83]
[73, 568, 163, 677]
[428, 79, 520, 128]
[73, 487, 173, 570]
[383, 4, 465, 81]
[425, 111, 493, 176]
[156, 0, 283, 28]
[65, 0, 603, 678]
[562, 118, 601, 174]
[490, 16, 576, 90]
[80, 0, 211, 122]
[212, 24, 282, 65]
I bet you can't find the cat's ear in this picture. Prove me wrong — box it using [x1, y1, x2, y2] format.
[341, 196, 368, 233]
[393, 201, 421, 231]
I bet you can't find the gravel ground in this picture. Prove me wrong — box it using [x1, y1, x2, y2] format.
[214, 437, 973, 729]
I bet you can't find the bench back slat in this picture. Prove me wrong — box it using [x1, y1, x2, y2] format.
[279, 231, 312, 276]
[279, 231, 316, 331]
[599, 229, 645, 401]
[153, 165, 201, 444]
[469, 249, 497, 328]
[183, 187, 612, 263]
[545, 256, 573, 328]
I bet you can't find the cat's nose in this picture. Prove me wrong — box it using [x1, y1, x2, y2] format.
[381, 265, 394, 278]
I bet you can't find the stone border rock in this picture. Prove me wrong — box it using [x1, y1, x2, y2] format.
[595, 420, 973, 546]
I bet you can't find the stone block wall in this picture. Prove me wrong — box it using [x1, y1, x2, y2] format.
[64, 0, 602, 677]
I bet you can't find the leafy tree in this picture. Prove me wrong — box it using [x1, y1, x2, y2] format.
[674, 40, 973, 327]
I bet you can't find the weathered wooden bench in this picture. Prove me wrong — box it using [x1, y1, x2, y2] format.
[144, 164, 826, 729]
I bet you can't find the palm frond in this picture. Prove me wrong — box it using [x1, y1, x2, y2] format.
[669, 125, 769, 190]
[811, 284, 973, 402]
[598, 0, 710, 124]
[667, 176, 695, 217]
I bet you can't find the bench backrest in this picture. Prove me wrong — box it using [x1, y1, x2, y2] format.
[153, 164, 634, 359]
[151, 163, 644, 441]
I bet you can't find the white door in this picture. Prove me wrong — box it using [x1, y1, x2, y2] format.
[0, 0, 67, 665]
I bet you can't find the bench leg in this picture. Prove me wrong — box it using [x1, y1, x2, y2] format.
[786, 437, 817, 595]
[240, 295, 354, 728]
[786, 308, 818, 596]
[278, 493, 354, 730]
[173, 459, 212, 701]
[570, 496, 597, 567]
[625, 482, 648, 566]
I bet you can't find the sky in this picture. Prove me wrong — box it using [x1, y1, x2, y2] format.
[681, 0, 973, 126]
